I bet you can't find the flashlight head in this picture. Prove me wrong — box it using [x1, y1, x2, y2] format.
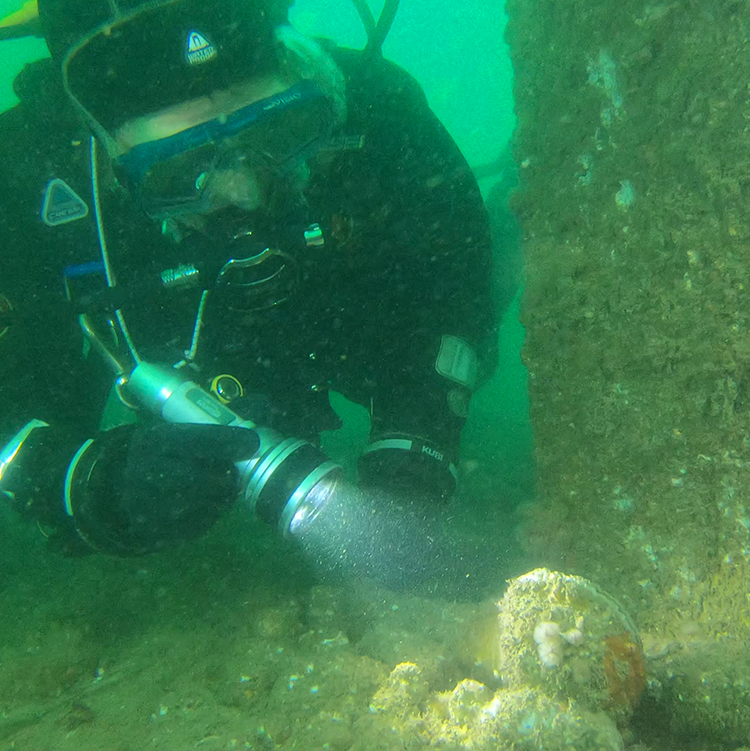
[242, 435, 342, 538]
[285, 465, 342, 537]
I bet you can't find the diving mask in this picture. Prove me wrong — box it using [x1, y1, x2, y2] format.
[114, 80, 334, 220]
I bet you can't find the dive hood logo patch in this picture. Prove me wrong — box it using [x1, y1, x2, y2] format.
[186, 31, 217, 66]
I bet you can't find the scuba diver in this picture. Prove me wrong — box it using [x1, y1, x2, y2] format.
[0, 0, 497, 559]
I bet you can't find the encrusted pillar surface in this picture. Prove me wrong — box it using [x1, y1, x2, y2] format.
[506, 0, 750, 632]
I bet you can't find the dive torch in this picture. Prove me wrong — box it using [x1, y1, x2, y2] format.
[126, 362, 342, 538]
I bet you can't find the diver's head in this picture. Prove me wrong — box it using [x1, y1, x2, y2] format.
[37, 0, 346, 220]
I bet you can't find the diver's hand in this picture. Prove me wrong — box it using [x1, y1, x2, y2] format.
[83, 423, 260, 553]
[357, 440, 456, 504]
[116, 423, 259, 549]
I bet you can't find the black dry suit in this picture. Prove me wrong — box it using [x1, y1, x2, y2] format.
[0, 41, 497, 553]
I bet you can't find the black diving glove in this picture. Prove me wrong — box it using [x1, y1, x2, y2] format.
[357, 436, 457, 503]
[1, 421, 260, 556]
[69, 423, 261, 555]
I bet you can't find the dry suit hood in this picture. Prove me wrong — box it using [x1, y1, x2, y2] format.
[38, 0, 293, 132]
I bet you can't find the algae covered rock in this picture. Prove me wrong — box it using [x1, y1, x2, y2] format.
[430, 684, 624, 751]
[362, 662, 625, 750]
[368, 661, 430, 719]
[357, 569, 641, 748]
[482, 688, 624, 751]
[497, 568, 645, 721]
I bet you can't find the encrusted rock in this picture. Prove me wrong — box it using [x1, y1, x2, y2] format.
[497, 568, 644, 722]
